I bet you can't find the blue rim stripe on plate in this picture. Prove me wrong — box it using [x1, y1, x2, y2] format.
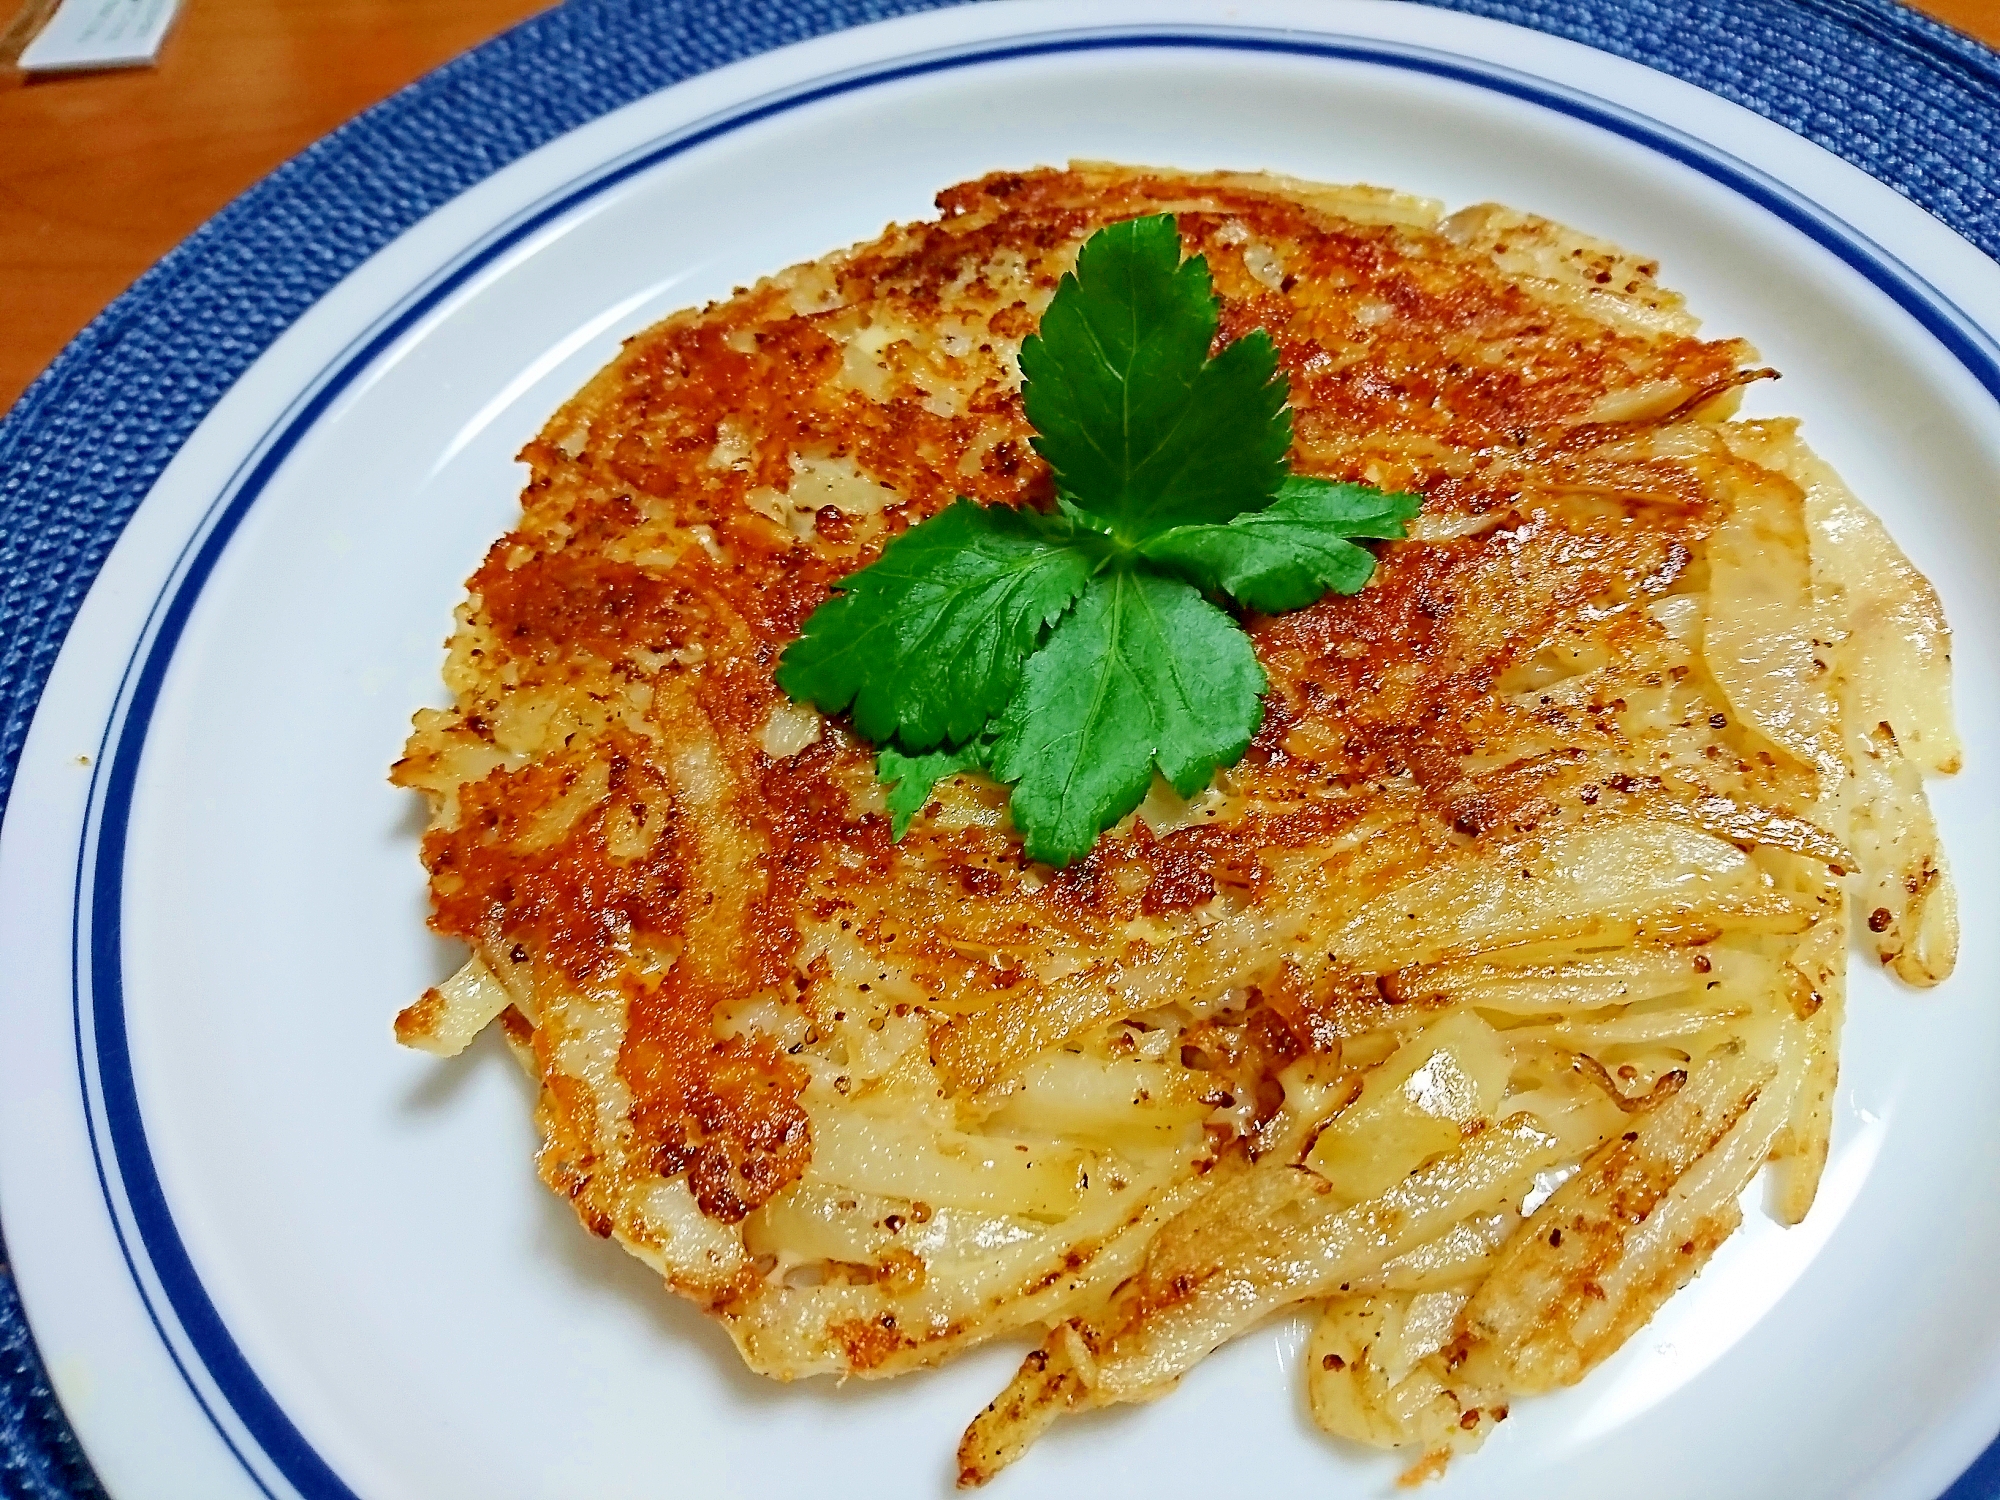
[37, 23, 2000, 1500]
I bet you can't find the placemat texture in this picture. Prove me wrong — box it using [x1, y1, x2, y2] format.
[1, 0, 1995, 1494]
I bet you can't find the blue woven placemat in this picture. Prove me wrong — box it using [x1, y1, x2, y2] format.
[2, 0, 1996, 1494]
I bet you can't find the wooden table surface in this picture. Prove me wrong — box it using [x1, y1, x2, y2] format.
[0, 0, 553, 413]
[2, 0, 1998, 417]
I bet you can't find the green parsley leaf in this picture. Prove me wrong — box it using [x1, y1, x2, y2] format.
[991, 565, 1265, 866]
[774, 499, 1095, 751]
[778, 215, 1420, 865]
[1138, 475, 1423, 613]
[878, 735, 993, 840]
[1019, 214, 1291, 543]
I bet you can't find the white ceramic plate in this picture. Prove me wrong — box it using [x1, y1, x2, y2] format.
[5, 3, 1999, 1496]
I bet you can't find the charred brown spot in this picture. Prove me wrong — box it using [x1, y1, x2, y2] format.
[422, 749, 683, 982]
[829, 1314, 904, 1372]
[620, 969, 812, 1223]
[474, 539, 673, 659]
[393, 988, 447, 1045]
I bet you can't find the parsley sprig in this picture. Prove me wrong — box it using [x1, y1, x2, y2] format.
[775, 214, 1419, 865]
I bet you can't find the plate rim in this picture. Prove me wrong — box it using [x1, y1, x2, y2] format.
[7, 5, 2000, 1498]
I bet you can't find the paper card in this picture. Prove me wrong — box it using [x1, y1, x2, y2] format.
[18, 0, 185, 73]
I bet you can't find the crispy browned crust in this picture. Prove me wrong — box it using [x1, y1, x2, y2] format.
[393, 164, 1851, 1368]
